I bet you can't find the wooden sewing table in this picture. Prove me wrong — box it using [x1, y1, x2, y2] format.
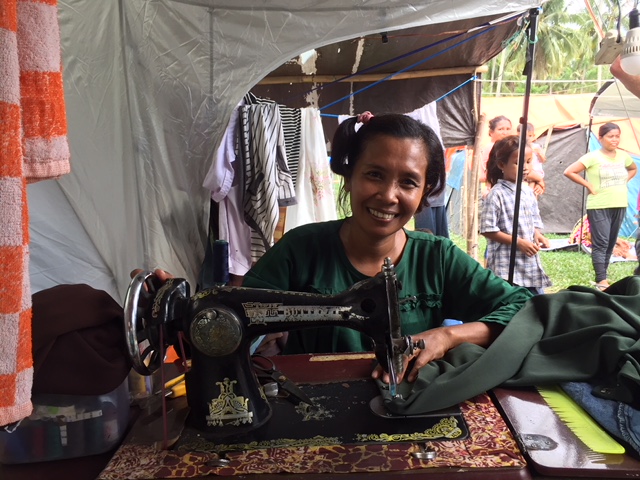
[2, 354, 640, 479]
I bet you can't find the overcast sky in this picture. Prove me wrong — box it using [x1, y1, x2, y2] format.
[566, 0, 584, 12]
[566, 0, 634, 13]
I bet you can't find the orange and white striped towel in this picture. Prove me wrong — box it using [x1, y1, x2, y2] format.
[0, 0, 70, 427]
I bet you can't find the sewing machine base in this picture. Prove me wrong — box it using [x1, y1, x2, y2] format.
[175, 379, 468, 453]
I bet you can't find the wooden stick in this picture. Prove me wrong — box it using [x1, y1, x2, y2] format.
[258, 66, 488, 85]
[467, 113, 486, 260]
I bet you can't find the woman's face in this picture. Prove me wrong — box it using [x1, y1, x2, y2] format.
[490, 120, 512, 142]
[599, 128, 621, 151]
[345, 135, 428, 238]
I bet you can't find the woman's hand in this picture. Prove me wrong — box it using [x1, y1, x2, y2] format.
[371, 322, 503, 385]
[129, 268, 175, 282]
[371, 327, 453, 384]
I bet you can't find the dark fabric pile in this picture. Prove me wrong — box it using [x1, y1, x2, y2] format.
[31, 284, 131, 395]
[383, 275, 640, 413]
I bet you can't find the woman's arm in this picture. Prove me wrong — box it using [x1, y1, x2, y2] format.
[410, 321, 503, 382]
[611, 56, 640, 98]
[374, 239, 532, 383]
[373, 321, 504, 383]
[564, 161, 595, 194]
[627, 160, 638, 181]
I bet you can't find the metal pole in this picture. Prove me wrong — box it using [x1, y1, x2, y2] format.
[508, 8, 540, 284]
[577, 118, 593, 253]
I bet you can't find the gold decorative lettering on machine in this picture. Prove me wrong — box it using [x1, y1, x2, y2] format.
[242, 302, 353, 325]
[354, 416, 463, 443]
[206, 378, 254, 427]
[151, 280, 174, 319]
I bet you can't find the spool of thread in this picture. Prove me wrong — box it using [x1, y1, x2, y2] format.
[127, 369, 153, 403]
[212, 240, 229, 286]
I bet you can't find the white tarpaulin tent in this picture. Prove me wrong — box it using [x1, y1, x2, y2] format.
[29, 0, 545, 302]
[591, 80, 640, 120]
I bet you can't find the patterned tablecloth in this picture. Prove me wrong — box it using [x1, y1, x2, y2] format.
[98, 392, 526, 478]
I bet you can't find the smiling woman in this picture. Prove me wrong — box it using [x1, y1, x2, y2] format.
[336, 118, 436, 276]
[242, 113, 533, 384]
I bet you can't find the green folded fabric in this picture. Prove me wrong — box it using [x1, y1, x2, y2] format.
[382, 276, 640, 415]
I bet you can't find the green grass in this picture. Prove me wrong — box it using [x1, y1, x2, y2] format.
[449, 233, 638, 293]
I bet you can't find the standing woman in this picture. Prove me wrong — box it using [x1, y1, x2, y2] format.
[563, 123, 637, 290]
[480, 116, 513, 187]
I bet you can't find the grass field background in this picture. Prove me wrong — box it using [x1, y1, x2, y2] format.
[449, 233, 638, 293]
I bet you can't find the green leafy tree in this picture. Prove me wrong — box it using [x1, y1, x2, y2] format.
[484, 0, 611, 96]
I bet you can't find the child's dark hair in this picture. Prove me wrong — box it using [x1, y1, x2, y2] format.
[488, 115, 511, 132]
[330, 113, 445, 215]
[598, 122, 620, 137]
[486, 135, 520, 187]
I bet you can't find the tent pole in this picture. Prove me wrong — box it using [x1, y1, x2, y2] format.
[508, 8, 540, 284]
[577, 118, 593, 254]
[467, 113, 486, 260]
[580, 81, 614, 254]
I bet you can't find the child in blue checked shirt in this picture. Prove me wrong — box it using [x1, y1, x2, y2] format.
[480, 135, 552, 294]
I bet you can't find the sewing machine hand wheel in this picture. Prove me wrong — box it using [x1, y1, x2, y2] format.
[123, 271, 189, 376]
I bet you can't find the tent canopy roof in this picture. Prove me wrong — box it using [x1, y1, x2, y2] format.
[265, 12, 525, 80]
[35, 0, 545, 301]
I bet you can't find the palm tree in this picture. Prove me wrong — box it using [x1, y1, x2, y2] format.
[485, 0, 602, 95]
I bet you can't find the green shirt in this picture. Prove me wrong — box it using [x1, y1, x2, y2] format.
[580, 149, 634, 209]
[243, 220, 532, 353]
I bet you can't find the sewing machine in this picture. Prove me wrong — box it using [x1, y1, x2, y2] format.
[123, 259, 424, 438]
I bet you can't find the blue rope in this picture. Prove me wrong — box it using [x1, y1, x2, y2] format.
[319, 74, 477, 119]
[298, 11, 524, 106]
[319, 23, 499, 111]
[433, 75, 477, 103]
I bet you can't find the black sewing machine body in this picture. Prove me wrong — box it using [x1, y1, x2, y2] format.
[124, 260, 416, 439]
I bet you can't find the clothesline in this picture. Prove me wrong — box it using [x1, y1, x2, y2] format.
[319, 75, 478, 119]
[282, 10, 524, 111]
[318, 24, 500, 112]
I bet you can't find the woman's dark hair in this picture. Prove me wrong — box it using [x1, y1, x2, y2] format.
[486, 135, 520, 187]
[329, 113, 445, 215]
[488, 115, 511, 132]
[598, 122, 620, 138]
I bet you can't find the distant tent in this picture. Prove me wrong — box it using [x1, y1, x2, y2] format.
[537, 126, 588, 234]
[475, 89, 640, 236]
[536, 126, 640, 236]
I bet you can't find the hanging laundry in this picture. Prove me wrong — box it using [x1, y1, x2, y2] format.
[202, 106, 253, 277]
[284, 108, 337, 232]
[240, 103, 296, 262]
